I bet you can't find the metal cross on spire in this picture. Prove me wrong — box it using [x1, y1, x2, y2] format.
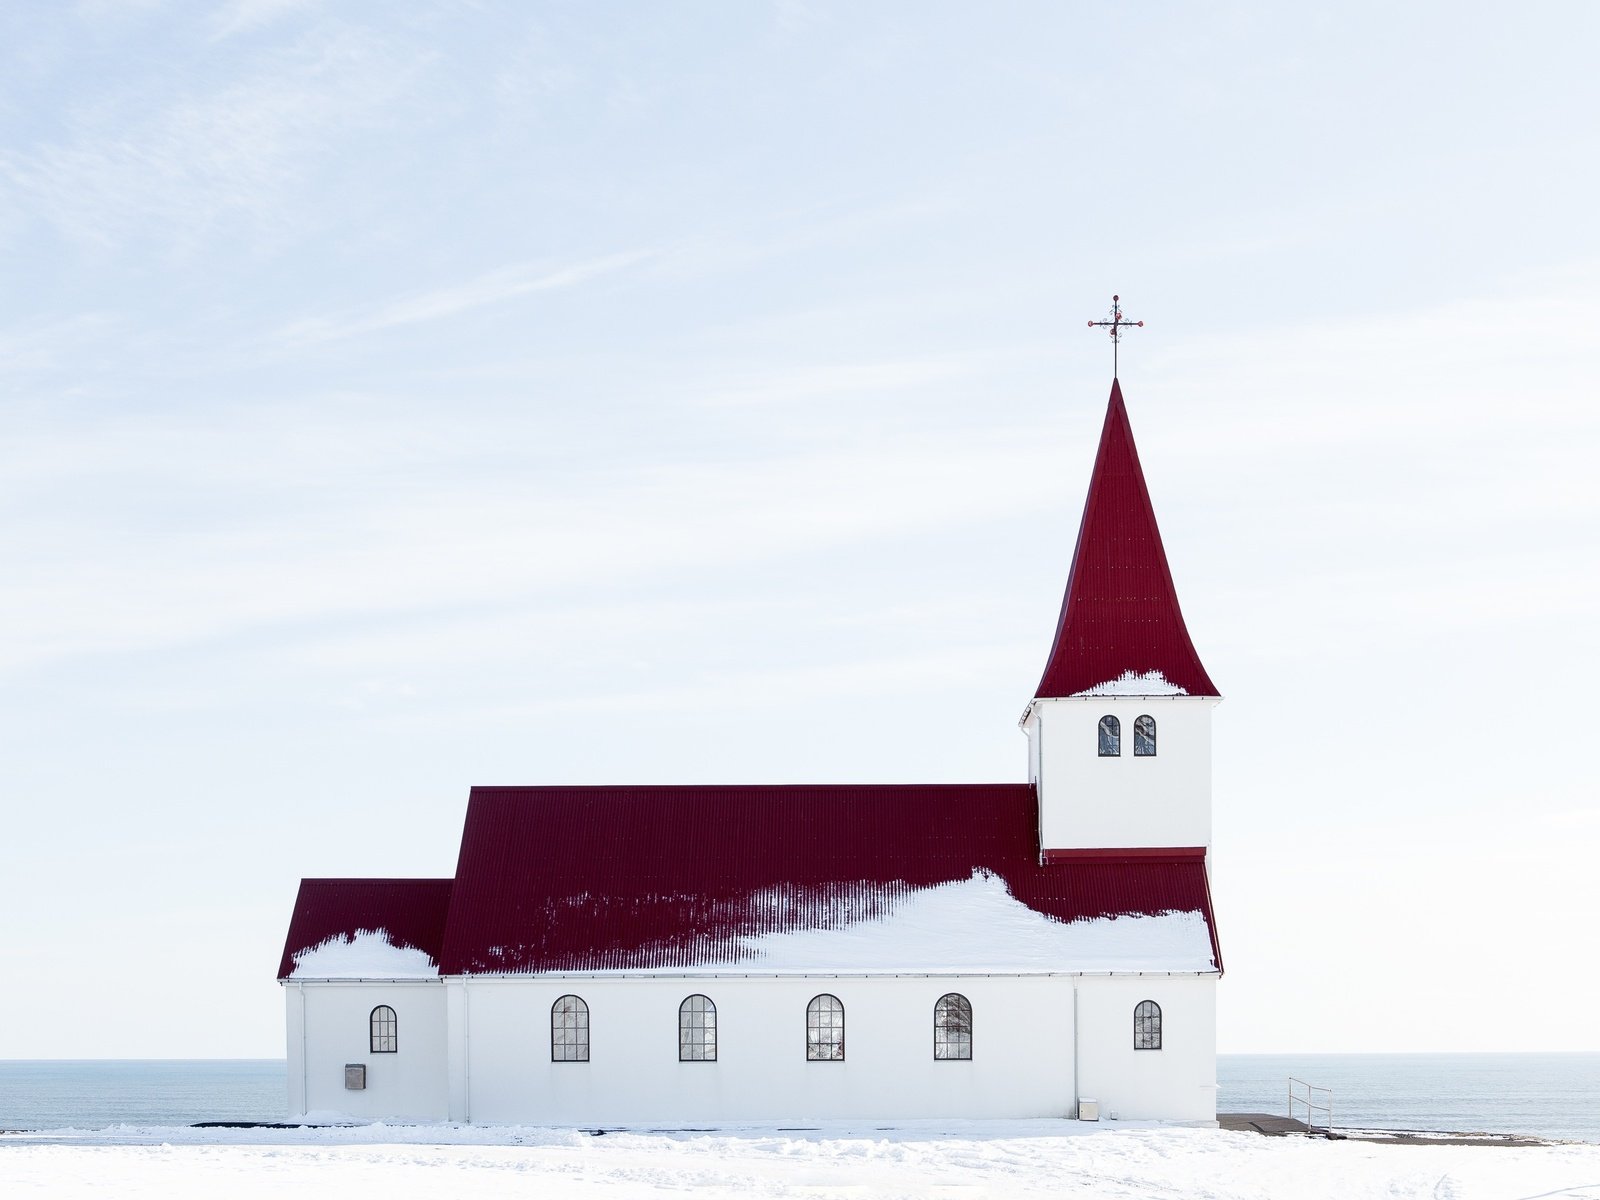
[1087, 294, 1144, 378]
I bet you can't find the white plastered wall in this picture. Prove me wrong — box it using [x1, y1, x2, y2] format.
[1074, 974, 1217, 1123]
[287, 981, 449, 1122]
[453, 975, 1077, 1124]
[290, 971, 1216, 1125]
[1025, 696, 1216, 851]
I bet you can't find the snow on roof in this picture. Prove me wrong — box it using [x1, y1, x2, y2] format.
[289, 929, 440, 979]
[1034, 380, 1219, 700]
[695, 870, 1214, 974]
[438, 784, 1221, 975]
[1072, 670, 1190, 698]
[277, 878, 452, 980]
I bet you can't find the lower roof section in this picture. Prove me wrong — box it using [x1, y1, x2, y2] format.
[278, 878, 452, 980]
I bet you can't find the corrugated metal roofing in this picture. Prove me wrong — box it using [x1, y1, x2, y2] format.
[1035, 379, 1219, 699]
[436, 784, 1218, 974]
[277, 878, 453, 980]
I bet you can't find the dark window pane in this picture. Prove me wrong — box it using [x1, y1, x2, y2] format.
[807, 994, 845, 1061]
[1134, 715, 1157, 756]
[934, 993, 973, 1060]
[680, 994, 717, 1061]
[553, 995, 590, 1062]
[1134, 1000, 1162, 1050]
[1098, 716, 1121, 757]
[370, 1006, 397, 1053]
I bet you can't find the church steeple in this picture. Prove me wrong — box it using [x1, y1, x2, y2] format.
[1021, 377, 1220, 858]
[1035, 379, 1218, 700]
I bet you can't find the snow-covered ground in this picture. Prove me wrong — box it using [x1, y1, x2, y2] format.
[3, 1122, 1597, 1199]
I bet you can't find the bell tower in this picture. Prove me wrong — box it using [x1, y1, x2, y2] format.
[1021, 379, 1220, 859]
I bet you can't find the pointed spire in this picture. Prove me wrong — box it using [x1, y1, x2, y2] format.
[1035, 380, 1218, 698]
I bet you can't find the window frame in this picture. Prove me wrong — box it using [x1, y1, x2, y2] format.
[806, 993, 845, 1061]
[1133, 714, 1157, 757]
[369, 1004, 397, 1054]
[933, 992, 973, 1061]
[551, 994, 591, 1063]
[1098, 714, 1122, 757]
[1134, 999, 1162, 1050]
[679, 993, 718, 1063]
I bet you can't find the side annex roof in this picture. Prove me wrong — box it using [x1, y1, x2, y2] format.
[277, 878, 452, 980]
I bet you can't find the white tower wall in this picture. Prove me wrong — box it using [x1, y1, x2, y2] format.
[1024, 695, 1217, 853]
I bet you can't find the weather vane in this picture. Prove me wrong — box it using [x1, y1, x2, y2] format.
[1087, 294, 1143, 378]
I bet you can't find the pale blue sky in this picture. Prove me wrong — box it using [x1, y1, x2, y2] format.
[2, 1, 1597, 1058]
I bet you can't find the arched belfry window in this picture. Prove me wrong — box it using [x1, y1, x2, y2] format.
[1098, 715, 1121, 757]
[1134, 1000, 1162, 1050]
[679, 994, 717, 1062]
[806, 994, 845, 1061]
[552, 994, 590, 1062]
[369, 1005, 397, 1053]
[933, 993, 973, 1060]
[1134, 715, 1157, 757]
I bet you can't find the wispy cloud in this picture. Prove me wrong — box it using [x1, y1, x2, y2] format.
[693, 354, 989, 410]
[208, 0, 316, 41]
[0, 311, 122, 374]
[0, 412, 1065, 672]
[272, 249, 654, 346]
[0, 21, 423, 252]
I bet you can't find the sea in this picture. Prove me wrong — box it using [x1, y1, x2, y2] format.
[1, 1054, 1597, 1142]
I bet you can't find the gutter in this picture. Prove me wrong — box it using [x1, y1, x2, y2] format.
[298, 981, 308, 1118]
[1072, 976, 1080, 1120]
[355, 969, 1221, 982]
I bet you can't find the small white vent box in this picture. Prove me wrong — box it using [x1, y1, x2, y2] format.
[1078, 1098, 1099, 1121]
[345, 1064, 366, 1090]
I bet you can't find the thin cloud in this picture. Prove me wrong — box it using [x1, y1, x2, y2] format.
[208, 0, 316, 41]
[0, 23, 421, 251]
[272, 250, 654, 347]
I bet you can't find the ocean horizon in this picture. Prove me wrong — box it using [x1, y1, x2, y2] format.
[2, 1053, 1596, 1143]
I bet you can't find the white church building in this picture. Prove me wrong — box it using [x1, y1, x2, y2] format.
[278, 377, 1226, 1126]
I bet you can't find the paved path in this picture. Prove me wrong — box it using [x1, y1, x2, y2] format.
[1217, 1112, 1550, 1147]
[1218, 1113, 1314, 1136]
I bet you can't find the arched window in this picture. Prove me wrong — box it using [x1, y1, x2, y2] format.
[369, 1005, 397, 1053]
[933, 993, 973, 1060]
[1098, 715, 1121, 756]
[1134, 715, 1157, 757]
[679, 994, 717, 1062]
[806, 994, 845, 1061]
[552, 994, 590, 1062]
[1134, 1000, 1162, 1050]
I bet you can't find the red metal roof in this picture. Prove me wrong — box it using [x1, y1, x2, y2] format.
[1035, 379, 1219, 698]
[435, 784, 1218, 974]
[277, 878, 453, 980]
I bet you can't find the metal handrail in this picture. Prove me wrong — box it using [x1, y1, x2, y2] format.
[1288, 1076, 1334, 1132]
